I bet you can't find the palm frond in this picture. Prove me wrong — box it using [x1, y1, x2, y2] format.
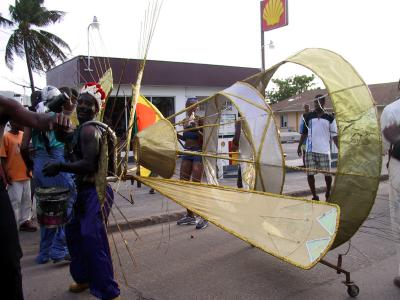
[39, 30, 71, 52]
[5, 31, 24, 70]
[24, 30, 68, 72]
[0, 14, 14, 27]
[33, 10, 66, 27]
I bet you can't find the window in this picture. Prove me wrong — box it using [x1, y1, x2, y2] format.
[144, 96, 175, 122]
[280, 114, 288, 128]
[103, 96, 130, 137]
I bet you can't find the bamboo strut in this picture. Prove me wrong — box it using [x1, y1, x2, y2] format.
[172, 109, 232, 127]
[177, 150, 337, 176]
[124, 2, 162, 173]
[177, 150, 254, 164]
[166, 96, 213, 120]
[176, 118, 244, 133]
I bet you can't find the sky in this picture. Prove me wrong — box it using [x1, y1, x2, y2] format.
[0, 0, 400, 95]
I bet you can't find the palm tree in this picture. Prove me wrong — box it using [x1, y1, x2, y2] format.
[0, 0, 71, 92]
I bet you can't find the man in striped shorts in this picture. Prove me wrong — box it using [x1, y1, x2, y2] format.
[297, 94, 338, 201]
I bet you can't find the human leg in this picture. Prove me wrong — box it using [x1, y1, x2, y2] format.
[66, 215, 89, 286]
[18, 180, 36, 232]
[36, 226, 56, 264]
[389, 159, 400, 285]
[0, 182, 23, 299]
[314, 153, 332, 200]
[50, 226, 69, 262]
[7, 181, 23, 225]
[79, 186, 120, 299]
[191, 160, 208, 229]
[305, 152, 318, 200]
[324, 176, 332, 200]
[307, 175, 318, 200]
[178, 158, 196, 222]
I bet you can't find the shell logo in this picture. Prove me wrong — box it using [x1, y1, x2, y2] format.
[263, 0, 284, 26]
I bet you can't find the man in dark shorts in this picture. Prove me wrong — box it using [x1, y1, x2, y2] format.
[297, 94, 338, 201]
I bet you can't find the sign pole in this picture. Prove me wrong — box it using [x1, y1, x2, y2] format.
[260, 1, 265, 71]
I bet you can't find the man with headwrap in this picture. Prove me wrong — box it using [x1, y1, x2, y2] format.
[0, 94, 72, 300]
[43, 82, 120, 300]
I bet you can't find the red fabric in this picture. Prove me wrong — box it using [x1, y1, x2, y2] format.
[84, 82, 106, 100]
[136, 103, 157, 131]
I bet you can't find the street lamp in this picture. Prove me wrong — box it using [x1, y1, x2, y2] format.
[261, 40, 275, 71]
[85, 16, 100, 72]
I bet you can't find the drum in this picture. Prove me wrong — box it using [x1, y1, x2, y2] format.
[36, 187, 70, 228]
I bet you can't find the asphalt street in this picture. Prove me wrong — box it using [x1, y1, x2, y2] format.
[20, 180, 400, 300]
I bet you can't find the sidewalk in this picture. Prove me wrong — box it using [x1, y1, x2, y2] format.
[108, 157, 389, 231]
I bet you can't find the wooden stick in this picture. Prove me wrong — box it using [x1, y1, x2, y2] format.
[176, 118, 243, 133]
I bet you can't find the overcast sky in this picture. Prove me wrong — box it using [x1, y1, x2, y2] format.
[0, 0, 399, 95]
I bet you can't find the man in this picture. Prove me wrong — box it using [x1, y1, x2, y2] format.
[43, 82, 120, 300]
[297, 94, 338, 201]
[0, 120, 36, 232]
[299, 104, 310, 167]
[21, 86, 75, 264]
[0, 95, 72, 300]
[380, 98, 400, 288]
[231, 113, 242, 188]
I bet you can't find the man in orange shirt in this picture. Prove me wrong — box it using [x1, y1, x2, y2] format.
[0, 121, 36, 232]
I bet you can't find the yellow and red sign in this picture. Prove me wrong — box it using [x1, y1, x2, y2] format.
[261, 0, 288, 32]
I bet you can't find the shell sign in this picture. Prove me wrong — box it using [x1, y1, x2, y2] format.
[262, 0, 288, 32]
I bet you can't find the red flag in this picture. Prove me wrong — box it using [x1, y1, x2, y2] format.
[261, 0, 288, 32]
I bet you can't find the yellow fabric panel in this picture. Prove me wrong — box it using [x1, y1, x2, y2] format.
[284, 48, 382, 248]
[134, 119, 177, 179]
[137, 95, 164, 177]
[98, 68, 113, 122]
[99, 68, 113, 97]
[242, 49, 381, 249]
[138, 176, 340, 270]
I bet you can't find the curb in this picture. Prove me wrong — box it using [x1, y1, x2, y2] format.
[108, 174, 389, 232]
[109, 211, 185, 233]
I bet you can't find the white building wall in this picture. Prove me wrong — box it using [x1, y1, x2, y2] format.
[109, 84, 226, 123]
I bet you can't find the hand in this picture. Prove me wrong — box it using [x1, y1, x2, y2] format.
[54, 113, 72, 129]
[42, 162, 61, 177]
[26, 169, 32, 178]
[62, 94, 77, 116]
[297, 146, 302, 157]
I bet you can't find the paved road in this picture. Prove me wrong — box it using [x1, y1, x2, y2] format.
[21, 181, 400, 300]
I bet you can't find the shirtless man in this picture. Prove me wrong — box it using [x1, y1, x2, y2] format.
[42, 83, 120, 300]
[0, 95, 72, 300]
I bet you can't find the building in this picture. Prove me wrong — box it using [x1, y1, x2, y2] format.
[270, 82, 400, 133]
[0, 91, 30, 106]
[46, 55, 259, 136]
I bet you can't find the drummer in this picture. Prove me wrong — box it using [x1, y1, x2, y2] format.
[22, 86, 76, 264]
[43, 82, 120, 300]
[0, 94, 73, 300]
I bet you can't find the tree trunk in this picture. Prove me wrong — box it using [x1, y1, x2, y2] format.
[23, 39, 35, 93]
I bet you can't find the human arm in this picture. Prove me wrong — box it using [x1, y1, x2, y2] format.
[297, 134, 307, 156]
[331, 118, 339, 149]
[0, 95, 71, 131]
[0, 138, 11, 185]
[43, 125, 100, 176]
[298, 114, 308, 156]
[20, 127, 34, 173]
[231, 120, 241, 152]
